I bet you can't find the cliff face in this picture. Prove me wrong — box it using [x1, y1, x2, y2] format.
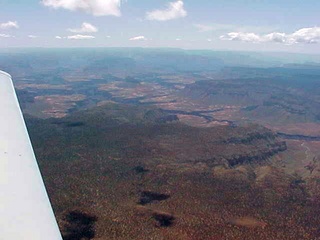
[226, 142, 287, 167]
[180, 79, 320, 124]
[27, 103, 287, 171]
[221, 129, 287, 167]
[145, 123, 287, 168]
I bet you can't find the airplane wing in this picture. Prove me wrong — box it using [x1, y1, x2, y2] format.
[0, 71, 62, 239]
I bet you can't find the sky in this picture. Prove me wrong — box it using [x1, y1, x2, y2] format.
[0, 0, 320, 53]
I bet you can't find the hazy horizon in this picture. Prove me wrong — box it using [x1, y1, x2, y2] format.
[1, 0, 320, 53]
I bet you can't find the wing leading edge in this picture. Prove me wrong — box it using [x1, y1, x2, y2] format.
[0, 71, 62, 239]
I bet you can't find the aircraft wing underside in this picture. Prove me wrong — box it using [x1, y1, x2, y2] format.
[0, 70, 62, 239]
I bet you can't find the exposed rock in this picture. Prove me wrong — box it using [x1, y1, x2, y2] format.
[226, 142, 287, 167]
[229, 217, 267, 228]
[224, 131, 276, 144]
[156, 115, 179, 123]
[213, 166, 253, 181]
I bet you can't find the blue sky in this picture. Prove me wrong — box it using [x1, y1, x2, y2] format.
[0, 0, 320, 53]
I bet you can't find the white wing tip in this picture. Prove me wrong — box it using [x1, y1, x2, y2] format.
[0, 70, 12, 78]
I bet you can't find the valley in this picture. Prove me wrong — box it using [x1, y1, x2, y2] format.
[1, 49, 320, 239]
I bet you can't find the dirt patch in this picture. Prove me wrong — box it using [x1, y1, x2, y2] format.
[229, 217, 267, 228]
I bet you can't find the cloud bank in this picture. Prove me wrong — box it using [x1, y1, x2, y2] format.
[0, 34, 12, 38]
[0, 21, 19, 30]
[129, 36, 147, 41]
[41, 0, 121, 16]
[68, 22, 98, 33]
[220, 27, 320, 44]
[67, 34, 95, 40]
[146, 1, 187, 21]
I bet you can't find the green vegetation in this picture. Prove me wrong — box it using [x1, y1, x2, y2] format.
[25, 103, 320, 240]
[2, 48, 320, 239]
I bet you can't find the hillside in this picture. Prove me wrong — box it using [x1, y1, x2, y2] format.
[25, 103, 320, 240]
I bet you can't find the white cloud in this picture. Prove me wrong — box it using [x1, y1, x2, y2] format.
[220, 32, 262, 43]
[146, 0, 187, 21]
[67, 34, 95, 40]
[264, 32, 287, 43]
[220, 27, 320, 45]
[207, 39, 212, 42]
[0, 34, 12, 38]
[291, 27, 320, 44]
[68, 22, 98, 33]
[129, 36, 147, 41]
[28, 35, 38, 38]
[41, 0, 121, 17]
[175, 38, 181, 41]
[55, 36, 62, 39]
[0, 21, 19, 30]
